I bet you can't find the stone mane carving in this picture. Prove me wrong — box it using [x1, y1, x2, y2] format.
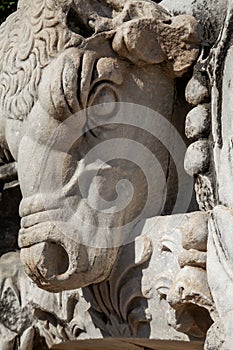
[0, 0, 79, 123]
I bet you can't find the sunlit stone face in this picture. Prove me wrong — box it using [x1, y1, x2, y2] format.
[17, 43, 177, 292]
[0, 0, 199, 292]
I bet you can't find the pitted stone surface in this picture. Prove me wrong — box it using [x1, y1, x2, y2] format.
[0, 0, 233, 349]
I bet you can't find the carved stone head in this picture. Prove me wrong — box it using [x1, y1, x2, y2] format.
[0, 0, 200, 292]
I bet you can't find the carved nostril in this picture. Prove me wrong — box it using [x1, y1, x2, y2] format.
[26, 242, 70, 280]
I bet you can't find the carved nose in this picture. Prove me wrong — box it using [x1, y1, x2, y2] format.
[21, 242, 69, 282]
[20, 224, 119, 291]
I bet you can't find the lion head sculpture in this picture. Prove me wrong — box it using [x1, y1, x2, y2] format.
[0, 0, 201, 292]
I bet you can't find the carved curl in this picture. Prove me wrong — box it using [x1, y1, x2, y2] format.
[0, 0, 80, 121]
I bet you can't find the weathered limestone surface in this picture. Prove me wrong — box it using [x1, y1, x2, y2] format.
[0, 0, 200, 293]
[0, 209, 211, 349]
[1, 0, 233, 349]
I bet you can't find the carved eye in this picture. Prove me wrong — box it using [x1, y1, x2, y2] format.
[88, 84, 119, 127]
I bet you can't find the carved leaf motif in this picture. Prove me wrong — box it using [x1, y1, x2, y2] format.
[83, 237, 153, 337]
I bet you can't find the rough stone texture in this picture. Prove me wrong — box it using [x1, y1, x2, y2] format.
[181, 1, 233, 348]
[0, 0, 200, 293]
[184, 141, 210, 176]
[161, 0, 227, 44]
[0, 0, 233, 349]
[0, 0, 202, 348]
[0, 214, 211, 349]
[0, 251, 88, 349]
[185, 104, 210, 140]
[185, 78, 209, 106]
